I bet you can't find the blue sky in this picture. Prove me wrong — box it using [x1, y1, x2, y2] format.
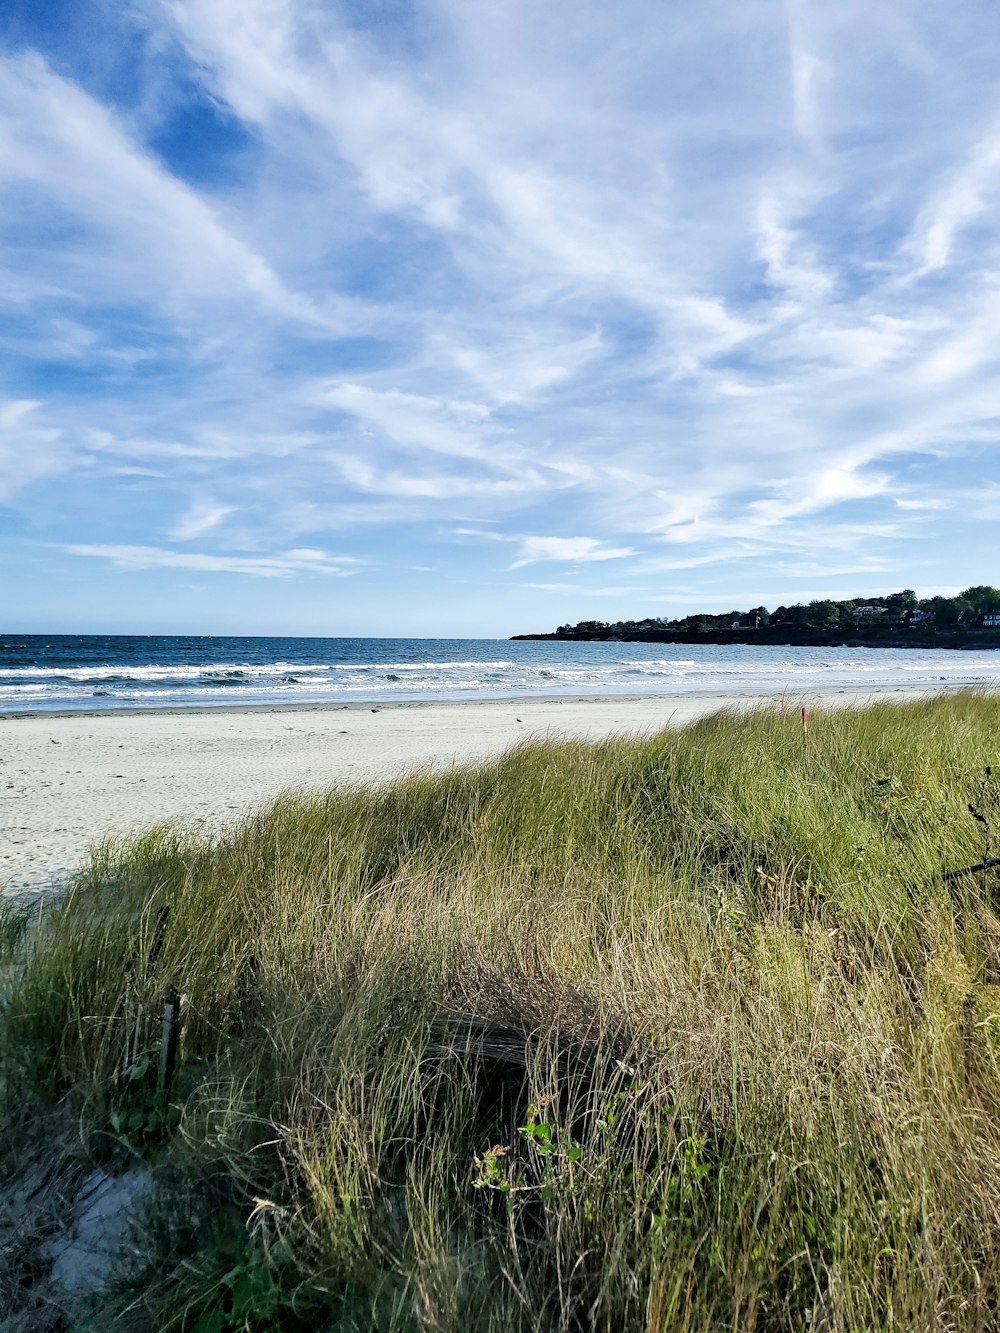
[2, 0, 999, 637]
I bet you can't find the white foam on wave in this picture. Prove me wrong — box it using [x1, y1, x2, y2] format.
[621, 659, 697, 667]
[0, 659, 522, 682]
[2, 641, 999, 713]
[328, 661, 515, 672]
[0, 661, 336, 681]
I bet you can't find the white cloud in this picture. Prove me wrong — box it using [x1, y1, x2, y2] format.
[0, 398, 75, 501]
[0, 52, 333, 329]
[65, 544, 358, 577]
[511, 536, 637, 568]
[785, 0, 831, 143]
[907, 118, 1000, 276]
[443, 328, 604, 406]
[321, 383, 496, 463]
[169, 499, 236, 541]
[755, 185, 834, 304]
[338, 459, 540, 500]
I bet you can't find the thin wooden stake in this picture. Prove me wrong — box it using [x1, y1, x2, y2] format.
[147, 905, 170, 973]
[157, 987, 181, 1098]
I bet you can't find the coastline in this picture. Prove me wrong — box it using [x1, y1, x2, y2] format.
[511, 627, 1000, 650]
[0, 675, 982, 721]
[0, 682, 983, 899]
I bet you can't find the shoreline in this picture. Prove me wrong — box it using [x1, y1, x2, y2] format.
[1, 682, 988, 900]
[0, 675, 985, 721]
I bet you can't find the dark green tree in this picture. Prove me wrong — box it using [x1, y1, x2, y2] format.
[959, 586, 1000, 614]
[807, 600, 841, 627]
[884, 589, 918, 618]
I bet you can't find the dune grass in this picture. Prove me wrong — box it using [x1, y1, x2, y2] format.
[3, 692, 1000, 1331]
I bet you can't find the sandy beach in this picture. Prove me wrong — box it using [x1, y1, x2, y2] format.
[0, 684, 956, 898]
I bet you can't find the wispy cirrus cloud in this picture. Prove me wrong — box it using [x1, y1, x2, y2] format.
[0, 51, 333, 329]
[510, 536, 637, 568]
[168, 498, 236, 541]
[65, 544, 361, 577]
[0, 398, 73, 500]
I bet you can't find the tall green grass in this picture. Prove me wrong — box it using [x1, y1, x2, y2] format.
[3, 693, 1000, 1331]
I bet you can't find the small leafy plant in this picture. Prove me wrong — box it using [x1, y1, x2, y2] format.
[473, 1097, 583, 1205]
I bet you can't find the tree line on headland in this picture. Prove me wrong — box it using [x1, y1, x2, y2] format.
[513, 585, 1000, 646]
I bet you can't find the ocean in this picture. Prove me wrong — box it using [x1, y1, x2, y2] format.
[1, 634, 999, 714]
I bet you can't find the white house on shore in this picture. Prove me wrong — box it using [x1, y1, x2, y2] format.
[985, 613, 1000, 628]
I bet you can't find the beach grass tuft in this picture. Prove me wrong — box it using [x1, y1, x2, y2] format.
[3, 691, 1000, 1330]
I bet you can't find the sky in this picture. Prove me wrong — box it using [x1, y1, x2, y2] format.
[1, 0, 999, 638]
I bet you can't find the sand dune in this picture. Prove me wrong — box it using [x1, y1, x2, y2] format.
[0, 685, 951, 897]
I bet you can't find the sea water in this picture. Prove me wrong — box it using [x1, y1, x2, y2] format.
[1, 634, 998, 714]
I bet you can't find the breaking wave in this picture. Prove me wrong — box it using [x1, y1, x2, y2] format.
[1, 634, 997, 713]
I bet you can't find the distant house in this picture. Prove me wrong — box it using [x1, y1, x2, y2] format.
[984, 613, 1000, 628]
[731, 620, 741, 629]
[910, 610, 933, 623]
[854, 606, 885, 618]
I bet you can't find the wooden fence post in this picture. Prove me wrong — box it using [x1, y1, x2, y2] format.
[157, 986, 181, 1098]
